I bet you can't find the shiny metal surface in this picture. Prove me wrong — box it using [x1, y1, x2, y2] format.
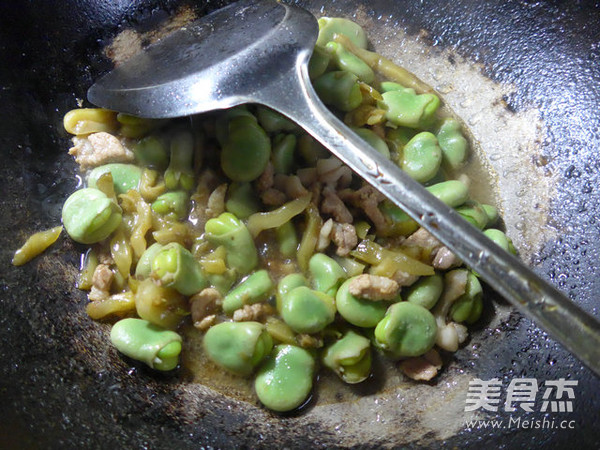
[88, 0, 600, 376]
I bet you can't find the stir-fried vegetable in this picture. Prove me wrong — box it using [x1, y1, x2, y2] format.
[14, 15, 517, 413]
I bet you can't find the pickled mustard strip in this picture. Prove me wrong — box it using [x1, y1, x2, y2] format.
[11, 226, 62, 266]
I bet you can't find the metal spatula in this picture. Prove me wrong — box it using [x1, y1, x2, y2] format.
[88, 0, 600, 376]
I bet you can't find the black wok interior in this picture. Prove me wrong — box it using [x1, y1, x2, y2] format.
[1, 0, 599, 448]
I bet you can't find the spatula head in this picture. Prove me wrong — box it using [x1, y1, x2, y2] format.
[88, 0, 318, 118]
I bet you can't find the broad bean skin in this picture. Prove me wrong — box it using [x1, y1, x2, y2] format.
[322, 330, 372, 384]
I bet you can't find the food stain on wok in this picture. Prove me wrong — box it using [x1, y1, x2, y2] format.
[12, 4, 547, 440]
[349, 4, 554, 256]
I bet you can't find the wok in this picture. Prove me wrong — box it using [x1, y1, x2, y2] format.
[1, 0, 599, 448]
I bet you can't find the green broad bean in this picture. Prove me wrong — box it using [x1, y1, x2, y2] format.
[335, 277, 389, 328]
[298, 134, 329, 165]
[374, 302, 437, 358]
[484, 229, 517, 255]
[313, 71, 363, 112]
[165, 130, 195, 190]
[449, 271, 483, 323]
[481, 204, 499, 225]
[280, 286, 336, 334]
[203, 321, 273, 376]
[276, 273, 308, 312]
[151, 190, 189, 220]
[316, 17, 368, 49]
[352, 127, 390, 159]
[225, 183, 260, 219]
[425, 180, 469, 208]
[309, 253, 347, 297]
[205, 212, 258, 274]
[256, 106, 297, 133]
[215, 106, 257, 146]
[110, 318, 182, 371]
[135, 242, 164, 279]
[457, 202, 489, 229]
[322, 330, 371, 384]
[221, 116, 271, 182]
[272, 133, 297, 174]
[62, 187, 122, 244]
[151, 242, 208, 296]
[87, 163, 142, 195]
[404, 273, 444, 310]
[400, 132, 442, 183]
[276, 221, 298, 257]
[255, 344, 315, 412]
[222, 270, 274, 316]
[379, 200, 419, 236]
[308, 45, 331, 80]
[386, 126, 417, 155]
[378, 88, 440, 129]
[134, 135, 169, 170]
[325, 41, 375, 83]
[437, 118, 468, 170]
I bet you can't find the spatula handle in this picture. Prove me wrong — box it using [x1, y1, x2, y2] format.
[257, 56, 600, 377]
